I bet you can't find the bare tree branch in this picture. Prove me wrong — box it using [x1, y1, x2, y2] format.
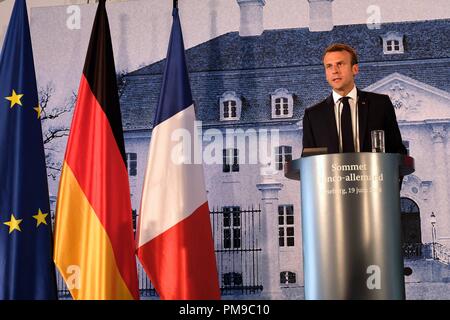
[38, 73, 121, 180]
[43, 129, 70, 145]
[38, 83, 74, 179]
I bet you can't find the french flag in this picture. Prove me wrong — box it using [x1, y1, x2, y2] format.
[136, 7, 220, 300]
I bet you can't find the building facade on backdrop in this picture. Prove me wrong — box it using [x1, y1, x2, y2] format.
[119, 0, 450, 299]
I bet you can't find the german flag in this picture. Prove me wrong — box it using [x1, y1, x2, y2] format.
[53, 0, 139, 300]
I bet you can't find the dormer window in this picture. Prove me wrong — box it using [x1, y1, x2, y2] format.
[220, 91, 241, 121]
[387, 40, 400, 52]
[382, 32, 404, 54]
[224, 101, 237, 118]
[271, 88, 293, 118]
[275, 98, 288, 116]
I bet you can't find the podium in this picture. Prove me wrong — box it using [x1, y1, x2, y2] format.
[285, 152, 414, 300]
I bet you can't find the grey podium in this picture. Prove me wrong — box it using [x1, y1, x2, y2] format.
[285, 152, 414, 300]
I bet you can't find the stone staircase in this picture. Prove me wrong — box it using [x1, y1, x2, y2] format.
[404, 242, 450, 299]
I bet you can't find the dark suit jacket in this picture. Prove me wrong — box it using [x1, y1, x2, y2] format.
[302, 89, 407, 155]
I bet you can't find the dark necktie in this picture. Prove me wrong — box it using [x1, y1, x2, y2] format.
[340, 97, 355, 153]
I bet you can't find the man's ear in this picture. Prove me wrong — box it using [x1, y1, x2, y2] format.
[352, 63, 359, 76]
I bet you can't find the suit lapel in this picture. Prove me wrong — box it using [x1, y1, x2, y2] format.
[357, 89, 369, 151]
[324, 94, 339, 153]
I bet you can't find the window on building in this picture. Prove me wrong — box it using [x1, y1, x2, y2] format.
[223, 272, 243, 286]
[280, 271, 296, 285]
[382, 32, 404, 54]
[400, 197, 422, 258]
[271, 88, 293, 118]
[279, 205, 294, 247]
[223, 148, 239, 173]
[132, 209, 137, 234]
[220, 91, 241, 121]
[275, 97, 289, 116]
[400, 197, 421, 244]
[126, 153, 137, 176]
[387, 40, 400, 52]
[275, 146, 292, 171]
[223, 206, 241, 249]
[223, 100, 237, 118]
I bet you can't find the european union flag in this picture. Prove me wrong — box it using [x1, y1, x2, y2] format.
[0, 0, 57, 299]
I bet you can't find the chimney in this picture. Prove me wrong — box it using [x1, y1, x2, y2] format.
[237, 0, 266, 37]
[308, 0, 334, 32]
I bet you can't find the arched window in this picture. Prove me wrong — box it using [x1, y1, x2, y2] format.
[220, 91, 241, 121]
[382, 32, 404, 54]
[400, 197, 422, 258]
[271, 88, 293, 118]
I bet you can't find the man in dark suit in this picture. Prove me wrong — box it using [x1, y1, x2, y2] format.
[302, 43, 407, 155]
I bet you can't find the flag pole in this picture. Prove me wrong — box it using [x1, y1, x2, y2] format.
[136, 0, 220, 299]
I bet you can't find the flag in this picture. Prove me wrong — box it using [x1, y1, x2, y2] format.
[136, 7, 220, 300]
[0, 0, 57, 300]
[53, 0, 139, 300]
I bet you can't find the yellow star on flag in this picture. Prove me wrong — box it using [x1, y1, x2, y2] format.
[5, 89, 24, 108]
[34, 104, 42, 119]
[33, 209, 48, 227]
[3, 214, 23, 234]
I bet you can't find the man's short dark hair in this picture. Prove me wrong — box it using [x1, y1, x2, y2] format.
[323, 43, 358, 66]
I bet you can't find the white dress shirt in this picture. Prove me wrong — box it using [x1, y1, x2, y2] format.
[332, 86, 360, 152]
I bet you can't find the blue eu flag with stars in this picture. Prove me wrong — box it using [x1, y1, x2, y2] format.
[0, 0, 57, 299]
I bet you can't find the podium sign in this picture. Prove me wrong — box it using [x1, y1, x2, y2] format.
[286, 153, 414, 300]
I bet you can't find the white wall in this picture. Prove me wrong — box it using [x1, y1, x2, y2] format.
[2, 0, 450, 52]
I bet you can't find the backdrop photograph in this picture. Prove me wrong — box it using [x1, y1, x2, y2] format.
[0, 0, 449, 300]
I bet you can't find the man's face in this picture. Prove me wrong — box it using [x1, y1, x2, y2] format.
[323, 50, 359, 95]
